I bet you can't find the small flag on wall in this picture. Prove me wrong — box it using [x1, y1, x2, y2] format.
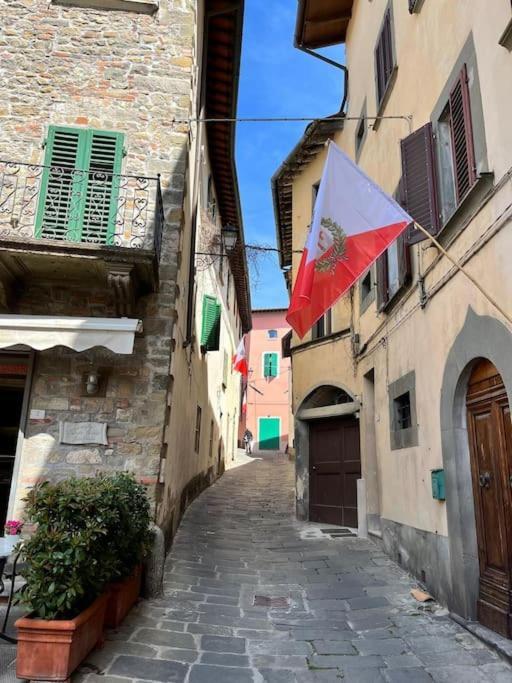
[233, 336, 248, 376]
[287, 141, 412, 338]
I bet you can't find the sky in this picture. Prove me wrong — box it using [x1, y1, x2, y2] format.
[236, 0, 344, 310]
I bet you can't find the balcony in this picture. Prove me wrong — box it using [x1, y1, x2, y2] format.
[0, 160, 165, 313]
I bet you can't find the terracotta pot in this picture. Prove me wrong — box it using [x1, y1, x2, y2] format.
[105, 564, 142, 628]
[15, 592, 108, 682]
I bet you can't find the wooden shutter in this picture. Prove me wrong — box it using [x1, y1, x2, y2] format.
[375, 9, 393, 106]
[449, 64, 476, 204]
[376, 252, 388, 311]
[269, 353, 278, 378]
[376, 234, 411, 311]
[201, 295, 220, 351]
[36, 126, 124, 244]
[397, 232, 412, 289]
[400, 122, 440, 244]
[264, 353, 271, 378]
[36, 126, 88, 241]
[82, 130, 124, 245]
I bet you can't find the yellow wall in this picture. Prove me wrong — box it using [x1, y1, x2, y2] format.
[288, 0, 512, 537]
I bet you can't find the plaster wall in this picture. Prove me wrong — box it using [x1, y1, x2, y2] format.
[286, 0, 512, 603]
[245, 310, 291, 452]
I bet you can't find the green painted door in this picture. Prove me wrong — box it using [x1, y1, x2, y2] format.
[259, 418, 280, 450]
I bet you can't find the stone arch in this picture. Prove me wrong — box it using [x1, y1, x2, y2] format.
[440, 307, 512, 619]
[296, 381, 357, 412]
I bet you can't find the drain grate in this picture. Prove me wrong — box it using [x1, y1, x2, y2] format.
[320, 527, 356, 538]
[254, 595, 289, 608]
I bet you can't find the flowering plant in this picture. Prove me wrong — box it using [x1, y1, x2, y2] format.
[4, 520, 23, 536]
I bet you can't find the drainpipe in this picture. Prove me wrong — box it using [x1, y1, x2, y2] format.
[295, 44, 349, 114]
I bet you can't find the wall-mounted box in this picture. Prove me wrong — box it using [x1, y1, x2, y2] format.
[431, 469, 446, 501]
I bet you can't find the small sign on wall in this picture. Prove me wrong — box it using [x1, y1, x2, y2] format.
[59, 422, 108, 446]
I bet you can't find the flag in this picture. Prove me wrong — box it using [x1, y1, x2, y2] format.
[233, 336, 248, 376]
[287, 141, 412, 338]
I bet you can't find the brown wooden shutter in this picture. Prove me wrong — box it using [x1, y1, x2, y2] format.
[376, 252, 388, 311]
[397, 233, 412, 289]
[449, 64, 476, 204]
[400, 122, 440, 244]
[375, 10, 393, 105]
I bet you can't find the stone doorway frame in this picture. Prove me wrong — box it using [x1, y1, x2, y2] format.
[294, 382, 359, 521]
[440, 308, 512, 620]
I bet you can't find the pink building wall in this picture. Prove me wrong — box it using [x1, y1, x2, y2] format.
[245, 309, 291, 452]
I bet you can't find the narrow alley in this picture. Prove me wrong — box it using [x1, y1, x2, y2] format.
[75, 453, 512, 683]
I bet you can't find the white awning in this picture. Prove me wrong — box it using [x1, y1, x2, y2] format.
[0, 316, 142, 355]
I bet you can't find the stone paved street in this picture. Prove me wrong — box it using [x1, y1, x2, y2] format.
[75, 452, 512, 682]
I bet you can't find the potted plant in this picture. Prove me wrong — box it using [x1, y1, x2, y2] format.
[101, 473, 152, 628]
[15, 478, 115, 682]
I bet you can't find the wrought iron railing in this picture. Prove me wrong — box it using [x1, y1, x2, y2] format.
[0, 160, 164, 259]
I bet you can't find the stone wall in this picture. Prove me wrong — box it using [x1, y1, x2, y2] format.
[0, 0, 196, 519]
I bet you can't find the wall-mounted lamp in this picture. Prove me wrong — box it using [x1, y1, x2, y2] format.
[86, 368, 100, 395]
[221, 224, 238, 253]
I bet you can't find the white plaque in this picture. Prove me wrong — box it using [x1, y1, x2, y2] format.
[30, 409, 46, 419]
[59, 422, 108, 446]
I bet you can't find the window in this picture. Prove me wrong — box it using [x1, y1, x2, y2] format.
[207, 175, 217, 222]
[312, 308, 332, 340]
[394, 392, 412, 430]
[194, 406, 202, 453]
[267, 329, 278, 339]
[36, 125, 124, 243]
[400, 65, 476, 235]
[376, 233, 411, 310]
[375, 7, 395, 109]
[355, 100, 367, 159]
[360, 268, 375, 313]
[222, 350, 229, 388]
[200, 295, 221, 351]
[388, 371, 418, 450]
[209, 420, 214, 459]
[263, 352, 279, 379]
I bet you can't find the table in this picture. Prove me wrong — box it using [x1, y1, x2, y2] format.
[0, 537, 22, 644]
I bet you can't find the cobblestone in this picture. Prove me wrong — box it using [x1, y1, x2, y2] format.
[73, 452, 512, 682]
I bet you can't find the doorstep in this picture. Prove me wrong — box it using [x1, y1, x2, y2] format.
[450, 612, 512, 665]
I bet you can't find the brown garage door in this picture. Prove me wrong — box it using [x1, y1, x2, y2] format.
[309, 416, 361, 527]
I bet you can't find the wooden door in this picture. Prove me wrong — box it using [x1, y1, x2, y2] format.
[466, 359, 512, 637]
[309, 416, 361, 527]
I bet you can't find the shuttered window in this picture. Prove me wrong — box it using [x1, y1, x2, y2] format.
[200, 295, 221, 351]
[263, 352, 278, 379]
[375, 8, 395, 107]
[36, 126, 124, 244]
[400, 122, 440, 244]
[376, 233, 411, 311]
[449, 64, 476, 203]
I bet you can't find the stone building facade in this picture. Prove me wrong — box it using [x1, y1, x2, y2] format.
[275, 0, 512, 639]
[0, 0, 250, 544]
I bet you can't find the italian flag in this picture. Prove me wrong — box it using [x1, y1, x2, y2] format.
[287, 141, 413, 338]
[233, 336, 248, 376]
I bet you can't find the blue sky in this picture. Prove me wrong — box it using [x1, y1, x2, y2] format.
[236, 0, 344, 310]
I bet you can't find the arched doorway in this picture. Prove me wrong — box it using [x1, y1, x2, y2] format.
[295, 384, 361, 526]
[466, 359, 512, 637]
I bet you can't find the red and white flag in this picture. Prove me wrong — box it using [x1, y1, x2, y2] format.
[287, 141, 412, 338]
[232, 336, 248, 376]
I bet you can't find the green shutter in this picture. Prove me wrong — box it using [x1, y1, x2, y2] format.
[36, 126, 124, 244]
[201, 295, 221, 351]
[264, 352, 278, 378]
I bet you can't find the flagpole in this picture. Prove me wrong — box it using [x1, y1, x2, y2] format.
[414, 222, 512, 326]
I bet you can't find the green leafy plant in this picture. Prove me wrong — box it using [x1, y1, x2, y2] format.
[17, 473, 151, 620]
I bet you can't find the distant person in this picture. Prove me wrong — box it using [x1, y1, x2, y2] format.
[243, 429, 253, 454]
